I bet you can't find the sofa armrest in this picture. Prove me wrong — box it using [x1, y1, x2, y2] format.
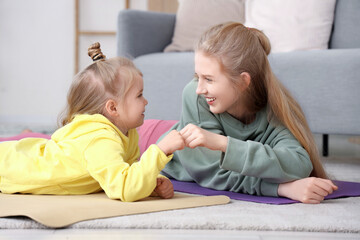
[117, 10, 176, 59]
[269, 48, 360, 135]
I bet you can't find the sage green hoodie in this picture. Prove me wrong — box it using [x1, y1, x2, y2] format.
[160, 80, 313, 197]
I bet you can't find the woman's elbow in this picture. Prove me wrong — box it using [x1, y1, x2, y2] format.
[297, 154, 313, 178]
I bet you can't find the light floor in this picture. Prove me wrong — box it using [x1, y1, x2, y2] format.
[0, 229, 360, 239]
[0, 133, 359, 239]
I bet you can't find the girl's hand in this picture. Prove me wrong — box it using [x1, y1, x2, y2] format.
[157, 130, 185, 156]
[180, 124, 227, 152]
[153, 178, 174, 199]
[278, 177, 338, 204]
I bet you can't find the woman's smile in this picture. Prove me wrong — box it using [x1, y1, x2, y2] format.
[205, 97, 216, 105]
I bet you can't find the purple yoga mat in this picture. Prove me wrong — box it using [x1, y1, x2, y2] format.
[171, 179, 360, 204]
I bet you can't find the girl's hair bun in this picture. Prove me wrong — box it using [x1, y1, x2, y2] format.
[88, 42, 106, 62]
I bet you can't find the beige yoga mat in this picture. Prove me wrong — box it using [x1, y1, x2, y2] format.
[0, 192, 230, 228]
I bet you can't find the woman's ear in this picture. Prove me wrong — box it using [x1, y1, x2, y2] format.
[239, 72, 251, 91]
[104, 99, 118, 117]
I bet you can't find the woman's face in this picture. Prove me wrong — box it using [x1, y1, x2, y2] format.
[194, 51, 244, 117]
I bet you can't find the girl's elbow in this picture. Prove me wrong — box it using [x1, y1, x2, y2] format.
[107, 192, 137, 202]
[121, 196, 137, 202]
[121, 190, 151, 202]
[104, 188, 134, 202]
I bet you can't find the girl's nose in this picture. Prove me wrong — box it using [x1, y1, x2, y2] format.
[144, 98, 148, 105]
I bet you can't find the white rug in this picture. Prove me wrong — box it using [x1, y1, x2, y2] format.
[0, 157, 359, 232]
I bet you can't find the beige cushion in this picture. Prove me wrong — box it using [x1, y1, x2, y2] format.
[164, 0, 245, 52]
[244, 0, 336, 53]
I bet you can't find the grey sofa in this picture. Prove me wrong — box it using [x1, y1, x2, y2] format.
[117, 0, 360, 143]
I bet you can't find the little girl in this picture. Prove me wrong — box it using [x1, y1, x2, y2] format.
[0, 43, 184, 202]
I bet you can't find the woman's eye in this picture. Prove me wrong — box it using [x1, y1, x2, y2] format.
[138, 94, 143, 98]
[205, 78, 212, 82]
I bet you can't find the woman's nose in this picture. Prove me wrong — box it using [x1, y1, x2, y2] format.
[196, 80, 206, 95]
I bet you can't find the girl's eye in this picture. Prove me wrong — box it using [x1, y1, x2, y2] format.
[138, 94, 143, 98]
[205, 78, 212, 82]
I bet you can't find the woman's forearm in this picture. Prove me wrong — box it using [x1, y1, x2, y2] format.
[277, 178, 338, 204]
[214, 134, 228, 152]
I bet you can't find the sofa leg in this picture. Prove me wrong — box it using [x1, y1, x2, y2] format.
[322, 134, 329, 157]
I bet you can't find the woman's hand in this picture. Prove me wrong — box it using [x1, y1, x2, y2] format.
[278, 177, 338, 204]
[153, 177, 174, 199]
[157, 130, 185, 156]
[180, 124, 228, 152]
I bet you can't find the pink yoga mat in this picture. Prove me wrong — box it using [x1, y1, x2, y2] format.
[0, 132, 51, 142]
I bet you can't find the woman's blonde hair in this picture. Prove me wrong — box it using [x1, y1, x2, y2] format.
[58, 42, 142, 126]
[196, 22, 327, 178]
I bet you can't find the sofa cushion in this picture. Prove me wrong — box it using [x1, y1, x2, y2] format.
[164, 0, 245, 52]
[245, 0, 336, 53]
[134, 52, 195, 120]
[329, 0, 360, 49]
[117, 10, 176, 58]
[269, 49, 360, 134]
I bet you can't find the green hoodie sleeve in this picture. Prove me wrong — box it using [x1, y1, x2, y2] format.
[162, 80, 312, 197]
[220, 129, 313, 184]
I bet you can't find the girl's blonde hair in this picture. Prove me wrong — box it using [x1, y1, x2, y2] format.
[196, 22, 327, 178]
[58, 42, 142, 126]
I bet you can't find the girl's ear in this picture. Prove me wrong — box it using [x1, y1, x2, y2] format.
[239, 72, 251, 91]
[104, 99, 118, 117]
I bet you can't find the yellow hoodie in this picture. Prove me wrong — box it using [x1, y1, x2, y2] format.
[0, 114, 172, 202]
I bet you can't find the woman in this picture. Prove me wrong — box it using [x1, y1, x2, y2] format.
[158, 22, 337, 204]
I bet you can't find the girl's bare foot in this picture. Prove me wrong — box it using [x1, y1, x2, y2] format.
[21, 129, 33, 134]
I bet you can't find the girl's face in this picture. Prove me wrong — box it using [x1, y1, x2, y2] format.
[114, 75, 148, 134]
[194, 51, 244, 118]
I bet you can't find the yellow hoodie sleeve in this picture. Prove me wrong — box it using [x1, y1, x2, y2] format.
[83, 135, 172, 202]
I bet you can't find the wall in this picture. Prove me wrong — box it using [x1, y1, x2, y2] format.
[0, 0, 146, 134]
